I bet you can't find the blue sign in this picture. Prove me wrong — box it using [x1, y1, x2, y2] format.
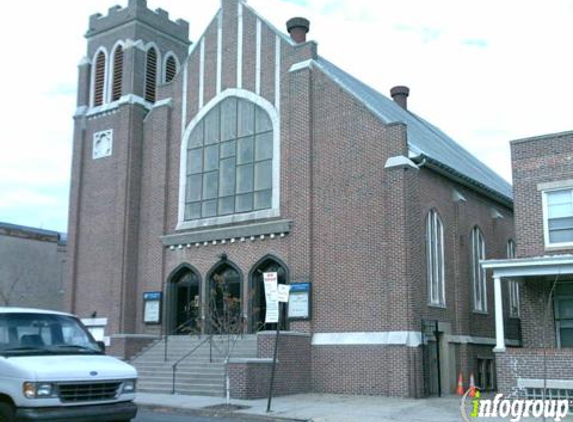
[288, 283, 311, 320]
[144, 291, 162, 301]
[289, 283, 310, 293]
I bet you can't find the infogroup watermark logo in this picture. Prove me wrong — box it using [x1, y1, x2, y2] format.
[460, 390, 570, 421]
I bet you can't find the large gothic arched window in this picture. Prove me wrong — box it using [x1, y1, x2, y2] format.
[184, 97, 273, 220]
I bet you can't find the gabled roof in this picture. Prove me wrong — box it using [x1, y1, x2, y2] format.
[315, 57, 513, 205]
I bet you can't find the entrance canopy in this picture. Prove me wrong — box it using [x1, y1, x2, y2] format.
[481, 255, 573, 352]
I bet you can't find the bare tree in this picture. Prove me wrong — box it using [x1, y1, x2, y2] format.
[0, 264, 25, 306]
[206, 273, 265, 405]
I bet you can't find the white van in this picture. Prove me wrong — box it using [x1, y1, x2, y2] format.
[0, 308, 137, 422]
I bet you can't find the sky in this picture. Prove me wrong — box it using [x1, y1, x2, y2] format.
[1, 0, 572, 233]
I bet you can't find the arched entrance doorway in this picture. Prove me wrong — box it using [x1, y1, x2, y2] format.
[168, 265, 201, 334]
[207, 261, 242, 334]
[250, 256, 288, 332]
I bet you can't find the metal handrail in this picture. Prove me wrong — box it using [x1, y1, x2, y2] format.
[172, 334, 213, 394]
[165, 316, 202, 361]
[132, 316, 201, 362]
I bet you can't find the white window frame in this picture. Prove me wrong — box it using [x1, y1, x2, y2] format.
[177, 89, 280, 230]
[506, 239, 520, 318]
[162, 52, 180, 84]
[426, 209, 445, 307]
[89, 47, 109, 108]
[109, 41, 125, 103]
[554, 282, 573, 348]
[542, 188, 573, 248]
[143, 42, 161, 103]
[471, 226, 487, 313]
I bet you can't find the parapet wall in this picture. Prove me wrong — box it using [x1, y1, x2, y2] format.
[86, 0, 189, 43]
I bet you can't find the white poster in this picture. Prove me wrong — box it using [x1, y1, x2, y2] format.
[263, 272, 279, 323]
[277, 284, 290, 303]
[144, 300, 160, 323]
[288, 291, 309, 319]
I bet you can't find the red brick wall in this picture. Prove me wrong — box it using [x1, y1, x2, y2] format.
[228, 331, 311, 399]
[496, 348, 573, 396]
[511, 131, 573, 258]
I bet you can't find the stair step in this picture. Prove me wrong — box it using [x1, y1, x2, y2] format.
[132, 335, 258, 397]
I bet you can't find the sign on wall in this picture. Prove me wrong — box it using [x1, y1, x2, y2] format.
[263, 272, 279, 323]
[288, 283, 311, 320]
[143, 291, 162, 324]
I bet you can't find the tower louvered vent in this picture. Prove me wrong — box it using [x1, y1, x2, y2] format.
[165, 55, 177, 83]
[111, 46, 123, 101]
[145, 48, 157, 103]
[94, 52, 106, 106]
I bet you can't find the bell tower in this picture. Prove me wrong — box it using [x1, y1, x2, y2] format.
[66, 0, 190, 336]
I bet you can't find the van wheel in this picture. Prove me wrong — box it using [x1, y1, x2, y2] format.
[0, 402, 14, 422]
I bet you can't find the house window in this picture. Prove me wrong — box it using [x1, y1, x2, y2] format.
[471, 226, 487, 312]
[544, 189, 573, 247]
[184, 97, 273, 220]
[426, 209, 445, 306]
[93, 51, 106, 107]
[145, 47, 158, 103]
[554, 282, 573, 348]
[507, 240, 520, 318]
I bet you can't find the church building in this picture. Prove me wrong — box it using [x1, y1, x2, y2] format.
[65, 0, 516, 397]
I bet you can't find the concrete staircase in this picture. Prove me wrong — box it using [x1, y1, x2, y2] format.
[130, 334, 258, 396]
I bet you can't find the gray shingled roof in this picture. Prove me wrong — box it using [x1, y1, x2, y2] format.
[315, 57, 513, 203]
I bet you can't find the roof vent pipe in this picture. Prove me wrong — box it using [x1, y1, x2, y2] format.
[390, 86, 410, 110]
[286, 17, 310, 43]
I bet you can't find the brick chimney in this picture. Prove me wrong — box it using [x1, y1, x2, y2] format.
[390, 86, 410, 110]
[286, 17, 310, 43]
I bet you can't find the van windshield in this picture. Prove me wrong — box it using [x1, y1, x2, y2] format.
[0, 313, 103, 356]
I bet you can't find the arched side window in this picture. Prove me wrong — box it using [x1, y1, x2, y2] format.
[208, 262, 242, 334]
[111, 45, 124, 101]
[426, 209, 445, 306]
[471, 226, 487, 312]
[168, 265, 201, 334]
[507, 240, 520, 318]
[164, 53, 178, 83]
[184, 96, 273, 220]
[250, 256, 288, 331]
[93, 50, 107, 107]
[145, 46, 158, 103]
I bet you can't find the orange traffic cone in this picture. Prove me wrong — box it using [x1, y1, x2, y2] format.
[456, 372, 464, 395]
[468, 373, 476, 398]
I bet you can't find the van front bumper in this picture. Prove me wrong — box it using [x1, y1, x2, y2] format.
[15, 400, 137, 422]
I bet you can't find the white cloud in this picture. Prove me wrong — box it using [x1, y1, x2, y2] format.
[1, 0, 572, 232]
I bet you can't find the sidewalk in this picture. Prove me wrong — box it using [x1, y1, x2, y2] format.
[135, 392, 513, 421]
